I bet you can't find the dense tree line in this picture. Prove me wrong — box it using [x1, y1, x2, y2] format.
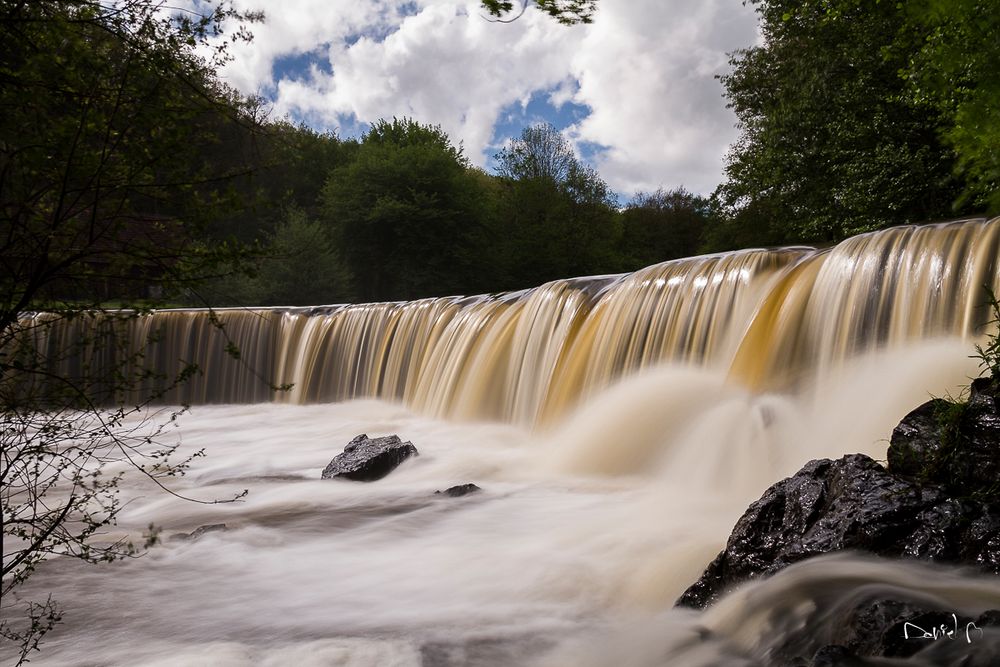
[503, 0, 997, 252]
[8, 2, 994, 308]
[202, 120, 711, 305]
[210, 0, 999, 304]
[5, 0, 996, 306]
[712, 0, 973, 245]
[12, 0, 997, 311]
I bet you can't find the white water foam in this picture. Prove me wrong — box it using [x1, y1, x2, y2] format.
[3, 340, 995, 666]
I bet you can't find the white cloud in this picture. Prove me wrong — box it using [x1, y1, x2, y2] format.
[565, 0, 759, 195]
[212, 0, 406, 92]
[215, 0, 758, 195]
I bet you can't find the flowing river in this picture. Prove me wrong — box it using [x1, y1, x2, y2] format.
[5, 218, 1000, 665]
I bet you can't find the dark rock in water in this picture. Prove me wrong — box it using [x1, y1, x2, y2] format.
[849, 600, 961, 658]
[435, 483, 482, 498]
[420, 635, 554, 667]
[321, 433, 418, 482]
[676, 454, 1000, 609]
[978, 609, 1000, 628]
[677, 375, 1000, 666]
[171, 523, 228, 542]
[681, 377, 1000, 664]
[807, 599, 984, 661]
[888, 379, 1000, 497]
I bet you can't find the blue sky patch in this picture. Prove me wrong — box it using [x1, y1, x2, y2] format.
[489, 87, 590, 151]
[272, 48, 332, 84]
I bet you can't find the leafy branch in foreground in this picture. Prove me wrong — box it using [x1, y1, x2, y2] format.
[972, 287, 1000, 385]
[480, 0, 597, 25]
[901, 286, 1000, 499]
[1, 312, 250, 660]
[1, 1, 263, 662]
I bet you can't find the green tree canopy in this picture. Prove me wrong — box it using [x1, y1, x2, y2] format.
[715, 0, 971, 244]
[205, 120, 357, 244]
[257, 209, 353, 306]
[321, 118, 490, 301]
[0, 0, 264, 315]
[903, 0, 1000, 211]
[206, 207, 353, 306]
[496, 123, 580, 182]
[620, 188, 710, 267]
[492, 123, 622, 286]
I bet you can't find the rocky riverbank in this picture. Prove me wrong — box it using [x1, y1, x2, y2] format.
[678, 377, 1000, 665]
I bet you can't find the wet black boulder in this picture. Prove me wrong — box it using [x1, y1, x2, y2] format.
[887, 377, 1000, 496]
[777, 604, 1000, 666]
[676, 453, 1000, 609]
[321, 434, 419, 482]
[679, 378, 1000, 611]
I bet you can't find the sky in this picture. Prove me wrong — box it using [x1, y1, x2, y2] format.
[207, 0, 761, 199]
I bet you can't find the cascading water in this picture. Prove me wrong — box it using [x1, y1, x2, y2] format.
[5, 217, 1000, 666]
[20, 217, 1000, 424]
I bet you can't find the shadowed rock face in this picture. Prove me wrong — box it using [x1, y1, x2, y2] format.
[678, 382, 1000, 611]
[888, 377, 1000, 497]
[321, 434, 419, 481]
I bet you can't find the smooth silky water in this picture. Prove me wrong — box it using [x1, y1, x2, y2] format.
[5, 219, 1000, 665]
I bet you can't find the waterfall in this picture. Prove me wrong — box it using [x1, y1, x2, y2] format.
[9, 217, 1000, 667]
[20, 217, 1000, 424]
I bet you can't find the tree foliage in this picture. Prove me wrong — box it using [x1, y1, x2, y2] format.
[204, 120, 357, 245]
[1, 1, 261, 659]
[0, 0, 266, 317]
[492, 123, 622, 287]
[620, 188, 710, 267]
[480, 0, 598, 25]
[322, 118, 491, 301]
[496, 123, 580, 182]
[210, 207, 352, 306]
[313, 118, 635, 298]
[715, 0, 971, 244]
[713, 0, 1000, 245]
[903, 0, 1000, 212]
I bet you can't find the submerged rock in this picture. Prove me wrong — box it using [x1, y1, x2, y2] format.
[805, 645, 868, 667]
[772, 602, 1000, 666]
[420, 634, 554, 667]
[171, 523, 228, 542]
[321, 434, 419, 482]
[435, 483, 482, 497]
[779, 598, 1000, 664]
